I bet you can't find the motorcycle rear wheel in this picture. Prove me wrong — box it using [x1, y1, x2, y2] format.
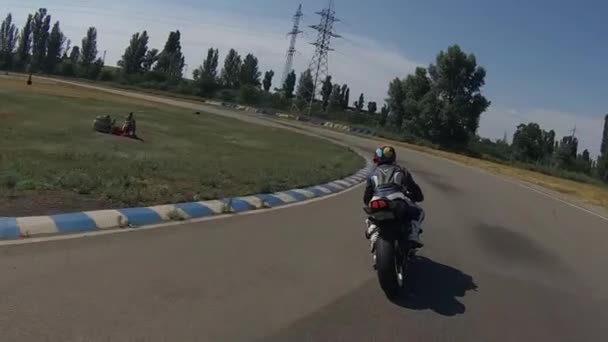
[375, 236, 403, 299]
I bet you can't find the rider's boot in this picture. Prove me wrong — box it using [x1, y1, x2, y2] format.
[365, 219, 379, 269]
[408, 220, 424, 248]
[365, 219, 379, 252]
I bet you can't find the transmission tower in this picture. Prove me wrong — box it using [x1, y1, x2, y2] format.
[307, 0, 341, 114]
[292, 0, 341, 115]
[281, 4, 303, 87]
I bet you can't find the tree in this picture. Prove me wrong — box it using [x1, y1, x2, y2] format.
[320, 75, 333, 110]
[46, 21, 65, 73]
[240, 84, 261, 104]
[328, 84, 342, 109]
[282, 70, 296, 98]
[0, 13, 19, 70]
[354, 93, 365, 111]
[221, 48, 241, 88]
[263, 70, 274, 92]
[581, 149, 590, 162]
[61, 39, 70, 59]
[69, 46, 80, 64]
[89, 57, 104, 79]
[512, 123, 545, 162]
[154, 30, 185, 78]
[469, 136, 512, 161]
[342, 86, 350, 110]
[597, 114, 608, 183]
[573, 145, 593, 175]
[80, 27, 98, 68]
[379, 104, 389, 126]
[556, 135, 578, 170]
[15, 14, 33, 69]
[142, 48, 159, 71]
[118, 31, 149, 74]
[542, 129, 556, 159]
[201, 48, 219, 79]
[240, 53, 261, 87]
[368, 101, 377, 114]
[58, 59, 76, 76]
[193, 47, 219, 96]
[425, 45, 491, 146]
[31, 8, 51, 71]
[386, 78, 405, 130]
[598, 155, 608, 182]
[57, 44, 79, 77]
[401, 67, 432, 132]
[339, 84, 347, 108]
[296, 69, 314, 103]
[602, 114, 608, 157]
[381, 104, 389, 115]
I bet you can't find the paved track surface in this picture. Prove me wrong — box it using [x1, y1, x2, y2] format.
[2, 80, 608, 341]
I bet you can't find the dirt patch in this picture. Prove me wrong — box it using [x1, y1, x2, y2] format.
[0, 191, 116, 217]
[0, 112, 16, 118]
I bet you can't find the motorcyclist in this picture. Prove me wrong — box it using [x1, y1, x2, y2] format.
[364, 145, 425, 251]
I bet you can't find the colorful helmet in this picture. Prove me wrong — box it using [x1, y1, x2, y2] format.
[373, 145, 396, 165]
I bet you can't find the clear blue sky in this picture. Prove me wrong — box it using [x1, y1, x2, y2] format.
[4, 0, 607, 154]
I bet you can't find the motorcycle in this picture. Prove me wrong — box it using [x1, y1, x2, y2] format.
[364, 198, 417, 299]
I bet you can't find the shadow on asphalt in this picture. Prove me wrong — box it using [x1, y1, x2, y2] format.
[393, 257, 478, 317]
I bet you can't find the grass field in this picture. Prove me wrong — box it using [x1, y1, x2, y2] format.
[0, 76, 364, 217]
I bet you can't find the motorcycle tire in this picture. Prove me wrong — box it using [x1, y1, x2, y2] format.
[375, 236, 400, 299]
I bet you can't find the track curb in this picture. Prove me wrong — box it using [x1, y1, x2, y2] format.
[0, 160, 373, 240]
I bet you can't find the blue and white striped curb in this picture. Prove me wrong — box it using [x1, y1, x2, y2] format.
[0, 164, 374, 240]
[272, 112, 377, 137]
[316, 120, 377, 136]
[207, 101, 377, 137]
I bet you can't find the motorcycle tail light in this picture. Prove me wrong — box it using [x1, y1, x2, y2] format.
[371, 200, 388, 209]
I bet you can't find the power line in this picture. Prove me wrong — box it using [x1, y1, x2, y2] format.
[307, 0, 341, 114]
[281, 4, 303, 88]
[292, 0, 341, 116]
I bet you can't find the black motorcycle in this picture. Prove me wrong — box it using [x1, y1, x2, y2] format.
[364, 198, 417, 299]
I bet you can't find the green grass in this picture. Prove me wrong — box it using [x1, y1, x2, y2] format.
[0, 76, 364, 216]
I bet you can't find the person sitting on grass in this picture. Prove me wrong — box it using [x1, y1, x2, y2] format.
[122, 112, 137, 137]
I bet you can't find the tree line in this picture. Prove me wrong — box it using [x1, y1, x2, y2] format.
[116, 27, 361, 111]
[0, 8, 379, 114]
[470, 120, 608, 183]
[0, 10, 104, 79]
[0, 9, 366, 109]
[347, 44, 607, 184]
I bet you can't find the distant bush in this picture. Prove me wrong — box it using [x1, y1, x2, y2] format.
[144, 71, 168, 83]
[240, 85, 262, 105]
[57, 61, 76, 77]
[98, 69, 115, 81]
[122, 73, 145, 84]
[176, 81, 195, 95]
[218, 89, 236, 102]
[468, 137, 511, 162]
[135, 81, 160, 90]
